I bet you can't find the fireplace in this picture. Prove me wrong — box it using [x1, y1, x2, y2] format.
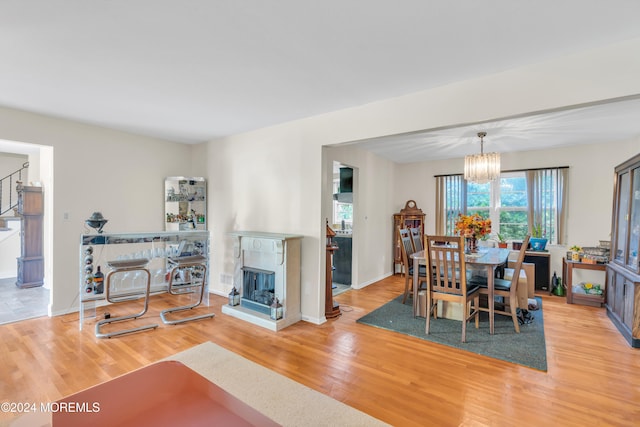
[241, 267, 275, 315]
[222, 231, 302, 331]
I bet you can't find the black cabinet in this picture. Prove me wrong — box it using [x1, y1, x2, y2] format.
[523, 251, 550, 292]
[333, 236, 352, 285]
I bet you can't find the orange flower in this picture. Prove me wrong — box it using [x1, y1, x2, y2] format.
[454, 214, 492, 238]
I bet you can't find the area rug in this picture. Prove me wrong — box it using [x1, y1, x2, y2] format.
[166, 341, 389, 426]
[357, 296, 547, 371]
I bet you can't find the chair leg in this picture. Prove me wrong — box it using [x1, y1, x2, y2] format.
[509, 294, 520, 333]
[425, 293, 432, 334]
[474, 296, 480, 329]
[402, 274, 410, 304]
[461, 307, 467, 343]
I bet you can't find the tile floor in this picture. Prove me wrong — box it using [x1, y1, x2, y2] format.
[332, 283, 351, 296]
[0, 277, 49, 324]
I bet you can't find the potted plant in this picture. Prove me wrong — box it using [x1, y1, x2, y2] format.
[529, 223, 548, 251]
[569, 245, 582, 261]
[493, 233, 508, 248]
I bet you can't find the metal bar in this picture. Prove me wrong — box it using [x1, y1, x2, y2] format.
[95, 266, 158, 338]
[161, 260, 214, 325]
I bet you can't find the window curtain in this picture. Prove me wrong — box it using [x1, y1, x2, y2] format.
[556, 168, 568, 244]
[526, 168, 568, 245]
[435, 175, 466, 235]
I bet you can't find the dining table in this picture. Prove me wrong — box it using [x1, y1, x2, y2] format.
[411, 247, 510, 335]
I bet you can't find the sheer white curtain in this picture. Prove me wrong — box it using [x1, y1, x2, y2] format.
[435, 175, 466, 235]
[526, 168, 568, 245]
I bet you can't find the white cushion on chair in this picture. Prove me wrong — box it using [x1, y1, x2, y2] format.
[503, 268, 527, 281]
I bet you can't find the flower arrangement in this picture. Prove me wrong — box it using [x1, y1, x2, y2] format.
[454, 214, 492, 238]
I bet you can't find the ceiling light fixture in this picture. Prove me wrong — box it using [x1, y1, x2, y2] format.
[464, 131, 500, 184]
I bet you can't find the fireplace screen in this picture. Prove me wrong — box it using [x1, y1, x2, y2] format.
[241, 267, 276, 315]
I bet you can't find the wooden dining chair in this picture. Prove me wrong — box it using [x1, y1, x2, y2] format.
[425, 235, 480, 343]
[473, 234, 531, 333]
[409, 227, 424, 252]
[398, 227, 427, 304]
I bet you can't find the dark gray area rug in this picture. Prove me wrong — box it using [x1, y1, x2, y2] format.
[357, 296, 547, 371]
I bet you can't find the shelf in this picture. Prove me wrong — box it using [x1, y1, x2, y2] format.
[165, 176, 207, 231]
[563, 257, 607, 306]
[571, 293, 605, 307]
[79, 230, 209, 330]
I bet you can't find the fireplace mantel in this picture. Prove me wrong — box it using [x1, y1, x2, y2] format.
[222, 231, 302, 331]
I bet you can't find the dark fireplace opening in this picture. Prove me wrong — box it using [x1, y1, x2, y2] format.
[241, 267, 275, 315]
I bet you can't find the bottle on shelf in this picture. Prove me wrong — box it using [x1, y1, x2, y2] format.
[93, 266, 104, 294]
[84, 275, 94, 294]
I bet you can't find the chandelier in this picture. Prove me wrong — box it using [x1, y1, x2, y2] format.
[464, 131, 500, 184]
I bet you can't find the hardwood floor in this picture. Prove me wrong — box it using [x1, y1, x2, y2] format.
[1, 275, 639, 426]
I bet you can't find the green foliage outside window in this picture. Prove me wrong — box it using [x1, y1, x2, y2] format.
[335, 203, 352, 223]
[465, 175, 529, 240]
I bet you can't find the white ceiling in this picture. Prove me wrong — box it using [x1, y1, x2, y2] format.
[2, 1, 640, 161]
[340, 96, 640, 163]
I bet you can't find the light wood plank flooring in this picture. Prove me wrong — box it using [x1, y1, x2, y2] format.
[1, 275, 639, 426]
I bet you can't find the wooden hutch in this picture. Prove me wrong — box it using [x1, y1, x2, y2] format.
[16, 184, 44, 288]
[606, 152, 640, 348]
[393, 200, 425, 274]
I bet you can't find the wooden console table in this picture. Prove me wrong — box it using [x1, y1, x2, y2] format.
[563, 258, 606, 307]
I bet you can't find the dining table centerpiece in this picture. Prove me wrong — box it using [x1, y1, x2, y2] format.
[454, 214, 492, 253]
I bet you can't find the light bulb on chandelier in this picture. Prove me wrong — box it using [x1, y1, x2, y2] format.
[464, 131, 500, 184]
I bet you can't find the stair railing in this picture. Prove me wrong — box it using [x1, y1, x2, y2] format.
[0, 162, 29, 216]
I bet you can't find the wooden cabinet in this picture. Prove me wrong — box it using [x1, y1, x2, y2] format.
[16, 184, 44, 288]
[393, 200, 425, 273]
[564, 258, 606, 307]
[606, 263, 639, 347]
[606, 153, 640, 347]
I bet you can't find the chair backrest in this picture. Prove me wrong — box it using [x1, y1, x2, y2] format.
[409, 227, 424, 252]
[426, 235, 467, 296]
[398, 228, 414, 268]
[507, 234, 531, 287]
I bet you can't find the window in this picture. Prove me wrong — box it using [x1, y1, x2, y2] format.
[497, 173, 529, 239]
[460, 172, 527, 240]
[332, 179, 353, 226]
[437, 168, 567, 244]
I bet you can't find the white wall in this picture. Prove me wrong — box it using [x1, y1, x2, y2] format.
[0, 107, 193, 315]
[0, 152, 28, 219]
[0, 152, 28, 180]
[204, 38, 640, 323]
[0, 220, 20, 278]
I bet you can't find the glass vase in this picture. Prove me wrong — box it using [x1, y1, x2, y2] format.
[465, 236, 478, 254]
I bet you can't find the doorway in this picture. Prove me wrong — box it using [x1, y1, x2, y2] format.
[331, 162, 353, 296]
[0, 140, 52, 324]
